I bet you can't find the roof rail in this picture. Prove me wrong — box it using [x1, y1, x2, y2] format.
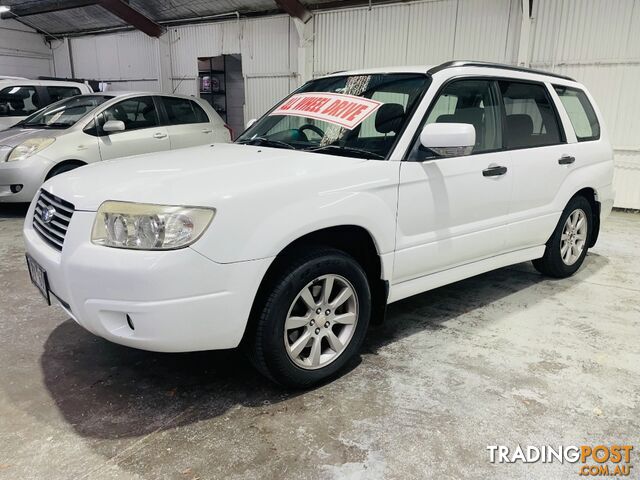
[427, 61, 575, 82]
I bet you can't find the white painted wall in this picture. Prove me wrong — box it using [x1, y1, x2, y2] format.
[0, 19, 52, 78]
[45, 0, 640, 207]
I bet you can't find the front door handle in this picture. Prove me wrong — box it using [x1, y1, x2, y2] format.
[482, 165, 508, 177]
[558, 155, 575, 165]
[153, 132, 167, 139]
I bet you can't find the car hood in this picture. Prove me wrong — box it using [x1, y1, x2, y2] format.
[44, 143, 367, 211]
[0, 126, 69, 147]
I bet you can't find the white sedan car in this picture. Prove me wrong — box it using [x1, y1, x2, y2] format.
[0, 92, 231, 202]
[23, 62, 613, 387]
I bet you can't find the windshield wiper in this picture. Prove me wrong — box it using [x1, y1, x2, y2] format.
[238, 137, 295, 150]
[308, 144, 385, 160]
[22, 122, 69, 129]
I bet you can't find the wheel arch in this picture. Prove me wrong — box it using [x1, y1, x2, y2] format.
[573, 187, 600, 247]
[45, 159, 87, 180]
[243, 224, 389, 347]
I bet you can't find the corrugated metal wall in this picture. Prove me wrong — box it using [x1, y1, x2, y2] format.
[68, 31, 160, 91]
[313, 0, 521, 76]
[0, 19, 53, 78]
[529, 0, 640, 208]
[167, 15, 296, 120]
[47, 0, 639, 207]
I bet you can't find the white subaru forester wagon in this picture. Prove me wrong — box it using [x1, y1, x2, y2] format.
[24, 61, 614, 387]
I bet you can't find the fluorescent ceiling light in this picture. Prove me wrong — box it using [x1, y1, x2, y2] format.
[0, 6, 10, 13]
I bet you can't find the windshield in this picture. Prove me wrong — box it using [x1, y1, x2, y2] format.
[236, 73, 429, 159]
[20, 95, 113, 129]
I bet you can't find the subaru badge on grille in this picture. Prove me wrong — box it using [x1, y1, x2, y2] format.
[41, 205, 56, 224]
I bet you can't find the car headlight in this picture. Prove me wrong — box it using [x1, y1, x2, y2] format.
[91, 201, 215, 250]
[7, 138, 56, 162]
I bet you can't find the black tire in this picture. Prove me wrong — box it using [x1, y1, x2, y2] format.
[246, 248, 371, 388]
[45, 162, 83, 181]
[532, 195, 593, 278]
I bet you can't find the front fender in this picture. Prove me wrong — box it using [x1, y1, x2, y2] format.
[190, 160, 400, 267]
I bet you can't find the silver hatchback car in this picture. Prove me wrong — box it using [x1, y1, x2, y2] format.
[0, 92, 231, 203]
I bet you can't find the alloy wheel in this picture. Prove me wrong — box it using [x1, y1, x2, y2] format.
[284, 274, 359, 370]
[560, 208, 587, 266]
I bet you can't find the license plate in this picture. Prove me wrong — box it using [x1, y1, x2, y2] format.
[26, 254, 50, 305]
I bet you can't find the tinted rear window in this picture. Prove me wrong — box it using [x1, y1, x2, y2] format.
[47, 86, 82, 103]
[0, 86, 40, 117]
[161, 97, 209, 125]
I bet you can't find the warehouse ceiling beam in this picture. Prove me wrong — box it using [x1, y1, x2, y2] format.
[274, 0, 312, 23]
[98, 0, 164, 37]
[0, 0, 98, 19]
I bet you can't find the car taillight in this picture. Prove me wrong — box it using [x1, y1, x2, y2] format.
[224, 124, 234, 140]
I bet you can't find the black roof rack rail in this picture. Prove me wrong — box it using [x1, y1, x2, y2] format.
[427, 61, 576, 82]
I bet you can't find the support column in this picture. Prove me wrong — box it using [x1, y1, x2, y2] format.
[517, 0, 531, 67]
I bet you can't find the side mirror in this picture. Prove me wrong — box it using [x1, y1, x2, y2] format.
[103, 120, 125, 133]
[246, 118, 257, 129]
[420, 123, 475, 157]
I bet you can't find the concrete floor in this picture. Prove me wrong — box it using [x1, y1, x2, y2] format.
[0, 205, 638, 480]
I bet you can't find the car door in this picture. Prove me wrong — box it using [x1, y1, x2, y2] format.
[159, 96, 224, 149]
[97, 96, 170, 161]
[497, 80, 573, 251]
[394, 78, 514, 284]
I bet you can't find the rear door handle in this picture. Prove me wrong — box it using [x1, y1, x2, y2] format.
[202, 129, 213, 134]
[153, 132, 167, 139]
[482, 165, 508, 177]
[558, 155, 575, 165]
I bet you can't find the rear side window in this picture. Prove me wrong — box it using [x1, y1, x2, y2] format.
[161, 97, 210, 125]
[0, 86, 40, 117]
[499, 81, 563, 149]
[46, 86, 81, 103]
[553, 85, 600, 142]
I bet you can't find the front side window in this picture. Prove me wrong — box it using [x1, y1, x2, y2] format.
[21, 94, 112, 129]
[236, 73, 429, 159]
[101, 96, 159, 131]
[46, 86, 82, 103]
[553, 85, 600, 142]
[499, 81, 563, 149]
[409, 79, 502, 160]
[0, 86, 40, 117]
[161, 97, 209, 125]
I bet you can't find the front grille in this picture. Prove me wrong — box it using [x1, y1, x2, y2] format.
[33, 190, 75, 251]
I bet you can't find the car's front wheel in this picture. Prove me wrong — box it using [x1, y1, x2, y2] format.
[533, 195, 593, 278]
[247, 248, 371, 388]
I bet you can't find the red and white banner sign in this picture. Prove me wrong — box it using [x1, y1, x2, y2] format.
[269, 92, 383, 130]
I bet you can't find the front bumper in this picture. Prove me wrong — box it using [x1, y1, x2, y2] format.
[0, 154, 54, 203]
[23, 202, 273, 352]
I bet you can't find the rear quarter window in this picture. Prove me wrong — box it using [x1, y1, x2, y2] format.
[47, 86, 82, 103]
[553, 85, 600, 142]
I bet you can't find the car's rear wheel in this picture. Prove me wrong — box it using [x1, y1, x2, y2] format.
[532, 195, 592, 278]
[247, 248, 371, 388]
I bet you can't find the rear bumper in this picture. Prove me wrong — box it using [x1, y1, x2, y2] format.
[23, 203, 272, 352]
[0, 154, 53, 203]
